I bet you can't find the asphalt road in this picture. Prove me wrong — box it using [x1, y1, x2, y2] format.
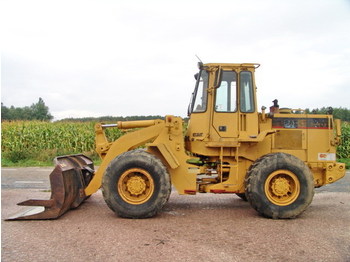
[1, 168, 350, 262]
[2, 167, 349, 192]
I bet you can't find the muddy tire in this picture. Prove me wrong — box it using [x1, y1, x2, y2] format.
[245, 153, 314, 219]
[102, 149, 171, 218]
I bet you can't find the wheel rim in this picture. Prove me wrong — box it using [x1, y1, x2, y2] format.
[264, 170, 300, 206]
[118, 168, 154, 205]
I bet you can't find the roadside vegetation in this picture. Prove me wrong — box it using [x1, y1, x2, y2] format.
[2, 120, 349, 168]
[1, 99, 349, 168]
[1, 121, 123, 166]
[338, 122, 350, 168]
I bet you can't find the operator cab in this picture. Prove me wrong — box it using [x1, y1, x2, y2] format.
[186, 63, 260, 154]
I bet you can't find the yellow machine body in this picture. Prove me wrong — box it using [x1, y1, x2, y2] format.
[86, 63, 345, 197]
[9, 62, 346, 220]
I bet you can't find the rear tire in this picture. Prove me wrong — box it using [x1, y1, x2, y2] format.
[102, 149, 171, 218]
[245, 153, 314, 219]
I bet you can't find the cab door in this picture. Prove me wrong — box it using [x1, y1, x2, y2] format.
[212, 70, 239, 138]
[212, 70, 258, 139]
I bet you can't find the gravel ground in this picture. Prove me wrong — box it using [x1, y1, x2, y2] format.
[2, 186, 350, 262]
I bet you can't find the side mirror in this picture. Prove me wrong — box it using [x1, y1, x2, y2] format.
[214, 67, 222, 88]
[194, 73, 199, 80]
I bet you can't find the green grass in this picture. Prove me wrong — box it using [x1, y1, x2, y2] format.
[1, 157, 53, 167]
[1, 156, 102, 167]
[338, 158, 350, 169]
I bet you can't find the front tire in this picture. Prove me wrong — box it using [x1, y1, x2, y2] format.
[236, 193, 247, 201]
[102, 150, 171, 218]
[245, 153, 314, 219]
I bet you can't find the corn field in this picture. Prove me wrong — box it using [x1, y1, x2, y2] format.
[337, 121, 350, 159]
[1, 121, 123, 163]
[1, 120, 349, 164]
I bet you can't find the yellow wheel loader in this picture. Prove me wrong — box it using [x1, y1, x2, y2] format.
[8, 62, 346, 220]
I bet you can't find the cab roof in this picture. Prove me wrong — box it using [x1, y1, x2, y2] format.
[202, 63, 260, 69]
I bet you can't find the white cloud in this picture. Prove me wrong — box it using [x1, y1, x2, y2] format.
[2, 0, 350, 120]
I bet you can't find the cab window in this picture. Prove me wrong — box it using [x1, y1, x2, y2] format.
[240, 71, 255, 113]
[215, 71, 237, 112]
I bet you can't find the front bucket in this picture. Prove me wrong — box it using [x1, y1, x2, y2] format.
[6, 154, 94, 220]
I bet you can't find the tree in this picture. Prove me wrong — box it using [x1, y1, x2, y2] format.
[30, 98, 53, 121]
[305, 107, 350, 122]
[1, 103, 9, 119]
[1, 98, 53, 121]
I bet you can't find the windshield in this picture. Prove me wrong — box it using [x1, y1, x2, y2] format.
[188, 70, 209, 115]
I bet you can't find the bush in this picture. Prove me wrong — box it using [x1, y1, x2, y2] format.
[337, 122, 350, 159]
[3, 148, 32, 163]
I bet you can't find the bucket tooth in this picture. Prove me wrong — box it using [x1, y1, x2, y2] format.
[6, 154, 94, 221]
[17, 199, 55, 208]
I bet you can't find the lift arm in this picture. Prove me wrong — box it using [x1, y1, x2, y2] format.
[85, 120, 165, 196]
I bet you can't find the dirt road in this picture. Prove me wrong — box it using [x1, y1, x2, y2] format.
[2, 168, 350, 262]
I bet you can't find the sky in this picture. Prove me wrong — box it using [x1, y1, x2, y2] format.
[1, 0, 350, 120]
